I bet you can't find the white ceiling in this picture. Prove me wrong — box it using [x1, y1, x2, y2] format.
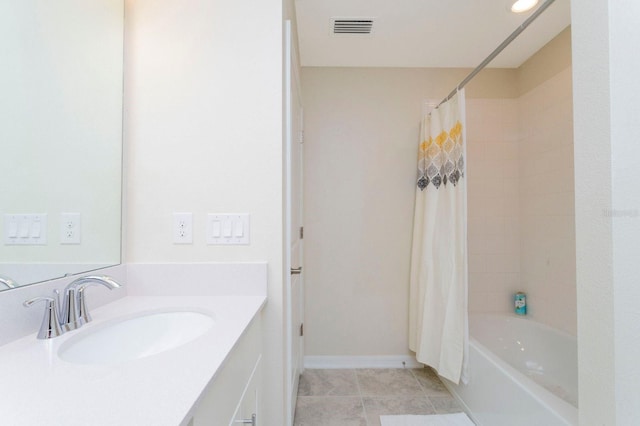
[295, 0, 571, 68]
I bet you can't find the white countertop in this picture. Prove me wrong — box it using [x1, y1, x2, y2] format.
[0, 295, 266, 426]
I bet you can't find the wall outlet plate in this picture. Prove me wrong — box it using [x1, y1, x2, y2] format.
[60, 213, 81, 244]
[173, 212, 193, 244]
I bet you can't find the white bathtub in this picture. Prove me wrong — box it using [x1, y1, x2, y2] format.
[442, 314, 578, 426]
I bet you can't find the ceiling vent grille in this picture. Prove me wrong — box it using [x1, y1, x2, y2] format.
[332, 18, 374, 35]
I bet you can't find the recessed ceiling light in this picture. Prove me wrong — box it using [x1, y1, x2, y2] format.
[511, 0, 539, 13]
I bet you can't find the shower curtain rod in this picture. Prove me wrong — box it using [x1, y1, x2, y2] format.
[437, 0, 557, 107]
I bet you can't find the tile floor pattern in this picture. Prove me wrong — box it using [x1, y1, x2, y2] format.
[293, 368, 464, 426]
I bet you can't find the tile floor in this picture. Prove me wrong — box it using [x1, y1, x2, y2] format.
[293, 368, 464, 426]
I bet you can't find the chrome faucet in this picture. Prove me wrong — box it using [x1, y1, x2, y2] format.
[59, 275, 122, 331]
[0, 275, 17, 289]
[23, 275, 122, 339]
[23, 294, 64, 339]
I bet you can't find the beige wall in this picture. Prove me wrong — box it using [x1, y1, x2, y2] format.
[302, 68, 517, 357]
[124, 0, 286, 424]
[467, 28, 575, 332]
[517, 27, 572, 96]
[518, 68, 575, 334]
[466, 68, 575, 334]
[466, 98, 521, 314]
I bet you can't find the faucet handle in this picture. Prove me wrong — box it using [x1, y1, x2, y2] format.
[23, 295, 64, 339]
[0, 275, 17, 289]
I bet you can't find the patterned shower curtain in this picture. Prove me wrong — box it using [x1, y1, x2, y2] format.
[409, 90, 468, 385]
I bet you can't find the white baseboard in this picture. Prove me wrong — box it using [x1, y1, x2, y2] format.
[304, 355, 423, 369]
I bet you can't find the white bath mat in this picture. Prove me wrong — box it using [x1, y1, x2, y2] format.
[380, 413, 475, 426]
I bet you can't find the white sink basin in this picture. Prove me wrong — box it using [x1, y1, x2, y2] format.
[58, 310, 215, 365]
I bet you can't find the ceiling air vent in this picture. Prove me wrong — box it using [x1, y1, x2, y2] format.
[332, 18, 374, 35]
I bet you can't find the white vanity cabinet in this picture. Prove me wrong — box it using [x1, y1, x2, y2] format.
[0, 278, 267, 425]
[191, 315, 262, 426]
[231, 355, 261, 426]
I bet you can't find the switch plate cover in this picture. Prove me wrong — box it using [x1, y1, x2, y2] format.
[4, 214, 47, 245]
[206, 214, 249, 245]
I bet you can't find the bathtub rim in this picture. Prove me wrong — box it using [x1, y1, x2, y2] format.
[472, 312, 578, 343]
[443, 314, 578, 425]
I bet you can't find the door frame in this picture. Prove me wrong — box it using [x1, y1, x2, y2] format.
[284, 19, 305, 426]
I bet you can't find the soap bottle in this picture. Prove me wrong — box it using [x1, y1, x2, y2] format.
[514, 292, 527, 315]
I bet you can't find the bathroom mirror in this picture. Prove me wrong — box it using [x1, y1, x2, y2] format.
[0, 0, 124, 291]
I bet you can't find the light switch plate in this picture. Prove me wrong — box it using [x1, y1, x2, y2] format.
[206, 214, 249, 245]
[4, 214, 47, 245]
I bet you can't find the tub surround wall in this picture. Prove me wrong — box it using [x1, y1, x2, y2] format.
[465, 29, 576, 335]
[514, 29, 576, 335]
[466, 98, 521, 314]
[468, 67, 576, 332]
[518, 68, 575, 335]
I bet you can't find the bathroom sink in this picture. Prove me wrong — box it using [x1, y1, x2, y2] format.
[58, 310, 215, 365]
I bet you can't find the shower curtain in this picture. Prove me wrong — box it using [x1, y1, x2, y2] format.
[409, 90, 468, 385]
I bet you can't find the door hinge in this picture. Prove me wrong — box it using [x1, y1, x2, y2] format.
[300, 226, 304, 239]
[300, 130, 305, 144]
[300, 323, 304, 337]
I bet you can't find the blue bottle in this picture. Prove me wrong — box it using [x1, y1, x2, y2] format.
[515, 292, 527, 315]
